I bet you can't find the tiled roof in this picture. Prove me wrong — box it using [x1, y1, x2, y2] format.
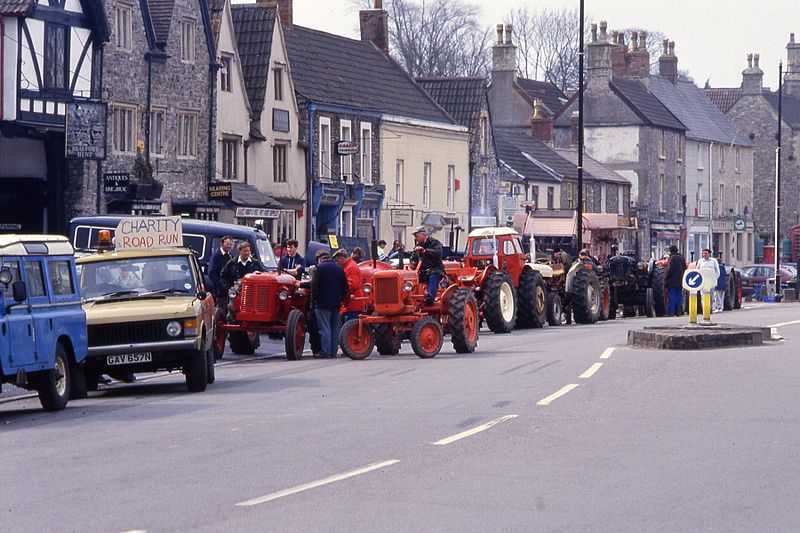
[0, 0, 32, 15]
[762, 91, 800, 128]
[702, 88, 742, 114]
[649, 77, 750, 145]
[231, 182, 282, 208]
[415, 77, 486, 130]
[494, 128, 574, 183]
[231, 4, 276, 120]
[609, 77, 685, 131]
[284, 26, 454, 124]
[516, 78, 568, 116]
[552, 148, 630, 184]
[147, 0, 176, 45]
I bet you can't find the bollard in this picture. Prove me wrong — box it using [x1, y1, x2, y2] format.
[689, 292, 698, 324]
[702, 290, 712, 322]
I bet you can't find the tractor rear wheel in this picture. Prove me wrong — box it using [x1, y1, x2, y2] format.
[448, 288, 479, 353]
[411, 317, 444, 358]
[285, 309, 306, 360]
[340, 320, 375, 360]
[545, 292, 565, 326]
[644, 287, 655, 318]
[375, 323, 402, 355]
[517, 269, 547, 328]
[724, 272, 736, 310]
[733, 270, 742, 309]
[483, 271, 517, 333]
[598, 281, 611, 321]
[571, 268, 600, 324]
[651, 264, 668, 317]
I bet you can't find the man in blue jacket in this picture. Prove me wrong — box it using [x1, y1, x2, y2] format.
[310, 249, 349, 358]
[208, 236, 233, 297]
[278, 239, 306, 279]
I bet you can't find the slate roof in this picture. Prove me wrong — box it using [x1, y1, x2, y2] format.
[516, 78, 568, 116]
[552, 148, 630, 184]
[147, 0, 176, 46]
[284, 25, 454, 124]
[494, 128, 573, 183]
[649, 77, 750, 145]
[0, 0, 32, 15]
[762, 91, 800, 128]
[231, 4, 276, 120]
[702, 88, 742, 114]
[231, 182, 282, 208]
[609, 77, 685, 131]
[415, 77, 486, 131]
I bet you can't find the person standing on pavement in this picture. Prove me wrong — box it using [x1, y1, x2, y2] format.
[334, 248, 363, 322]
[278, 239, 306, 279]
[714, 257, 727, 312]
[409, 226, 445, 306]
[696, 248, 720, 312]
[310, 249, 349, 358]
[665, 244, 686, 316]
[208, 236, 233, 297]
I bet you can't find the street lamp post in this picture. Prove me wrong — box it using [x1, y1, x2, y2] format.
[576, 0, 585, 251]
[775, 62, 783, 299]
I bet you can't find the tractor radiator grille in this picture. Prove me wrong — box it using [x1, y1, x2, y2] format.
[374, 277, 399, 305]
[241, 282, 276, 314]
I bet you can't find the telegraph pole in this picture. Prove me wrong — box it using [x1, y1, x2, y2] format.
[774, 62, 783, 299]
[576, 0, 585, 251]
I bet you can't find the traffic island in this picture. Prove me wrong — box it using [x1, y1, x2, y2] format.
[627, 323, 771, 350]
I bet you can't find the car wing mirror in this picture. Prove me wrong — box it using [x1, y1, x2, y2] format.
[196, 290, 208, 300]
[12, 281, 27, 303]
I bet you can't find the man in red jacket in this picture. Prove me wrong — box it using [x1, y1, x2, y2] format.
[334, 248, 364, 322]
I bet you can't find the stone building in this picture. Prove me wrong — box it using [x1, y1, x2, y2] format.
[97, 0, 216, 218]
[647, 40, 754, 266]
[554, 22, 687, 259]
[416, 77, 500, 229]
[704, 37, 800, 262]
[1, 0, 108, 232]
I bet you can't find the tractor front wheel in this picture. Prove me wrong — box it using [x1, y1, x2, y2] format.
[285, 309, 306, 360]
[545, 292, 565, 326]
[411, 317, 444, 358]
[448, 288, 479, 353]
[340, 320, 375, 360]
[483, 271, 517, 333]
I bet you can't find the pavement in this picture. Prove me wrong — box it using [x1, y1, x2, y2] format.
[2, 302, 799, 532]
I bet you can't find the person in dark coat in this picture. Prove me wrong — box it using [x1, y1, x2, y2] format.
[310, 249, 349, 358]
[277, 239, 306, 279]
[409, 226, 445, 305]
[208, 236, 233, 297]
[665, 244, 686, 316]
[220, 241, 266, 292]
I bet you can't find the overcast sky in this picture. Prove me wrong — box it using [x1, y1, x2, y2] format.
[285, 0, 797, 88]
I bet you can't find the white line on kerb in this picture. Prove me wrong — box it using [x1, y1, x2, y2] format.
[235, 460, 400, 506]
[537, 384, 580, 406]
[431, 415, 519, 446]
[600, 347, 616, 359]
[579, 362, 603, 379]
[768, 319, 800, 328]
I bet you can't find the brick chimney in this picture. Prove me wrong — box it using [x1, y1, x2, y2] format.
[785, 33, 800, 97]
[625, 31, 650, 79]
[360, 0, 389, 53]
[658, 39, 678, 84]
[587, 21, 613, 87]
[610, 31, 626, 76]
[531, 100, 553, 142]
[261, 0, 293, 28]
[741, 53, 764, 95]
[492, 23, 517, 74]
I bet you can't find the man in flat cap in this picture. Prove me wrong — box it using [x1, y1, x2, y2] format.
[310, 248, 348, 357]
[409, 226, 445, 306]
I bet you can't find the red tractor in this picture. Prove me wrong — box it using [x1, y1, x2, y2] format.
[340, 263, 479, 360]
[463, 228, 550, 332]
[214, 272, 310, 359]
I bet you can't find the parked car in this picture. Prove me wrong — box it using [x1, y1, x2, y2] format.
[740, 264, 795, 297]
[0, 235, 88, 411]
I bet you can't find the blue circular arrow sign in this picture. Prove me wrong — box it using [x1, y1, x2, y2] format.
[682, 270, 704, 292]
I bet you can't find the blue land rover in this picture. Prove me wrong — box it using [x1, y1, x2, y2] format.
[0, 236, 88, 411]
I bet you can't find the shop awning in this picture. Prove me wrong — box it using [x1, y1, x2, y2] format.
[231, 182, 282, 208]
[582, 213, 622, 230]
[422, 213, 445, 227]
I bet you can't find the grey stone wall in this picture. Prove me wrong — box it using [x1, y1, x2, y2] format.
[310, 111, 380, 185]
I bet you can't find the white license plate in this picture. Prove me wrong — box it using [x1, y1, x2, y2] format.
[107, 353, 152, 365]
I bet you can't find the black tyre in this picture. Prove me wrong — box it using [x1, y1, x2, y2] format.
[598, 282, 611, 321]
[307, 309, 322, 355]
[545, 292, 564, 326]
[69, 359, 87, 400]
[340, 319, 375, 360]
[724, 272, 735, 310]
[608, 289, 618, 320]
[37, 343, 70, 411]
[410, 317, 443, 358]
[375, 323, 403, 355]
[206, 347, 216, 385]
[229, 330, 257, 355]
[285, 309, 306, 360]
[571, 268, 600, 324]
[733, 271, 742, 309]
[651, 264, 668, 317]
[517, 269, 547, 328]
[448, 288, 479, 353]
[483, 271, 517, 333]
[644, 287, 655, 318]
[622, 304, 637, 318]
[185, 350, 208, 392]
[85, 370, 100, 392]
[212, 312, 226, 360]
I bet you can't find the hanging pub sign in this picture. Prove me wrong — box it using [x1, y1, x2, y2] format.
[65, 101, 107, 160]
[336, 141, 359, 155]
[103, 172, 130, 195]
[208, 182, 233, 200]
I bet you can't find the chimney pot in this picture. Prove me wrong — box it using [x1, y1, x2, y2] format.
[271, 0, 292, 28]
[591, 23, 598, 42]
[792, 33, 796, 44]
[505, 24, 513, 45]
[747, 53, 753, 68]
[359, 1, 389, 53]
[496, 24, 504, 45]
[639, 31, 647, 51]
[754, 53, 760, 68]
[668, 41, 675, 55]
[374, 0, 382, 8]
[599, 21, 608, 42]
[629, 31, 638, 52]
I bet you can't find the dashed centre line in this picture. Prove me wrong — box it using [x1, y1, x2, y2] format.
[235, 460, 400, 506]
[537, 384, 579, 406]
[768, 319, 800, 328]
[431, 415, 518, 446]
[600, 347, 616, 359]
[579, 362, 603, 379]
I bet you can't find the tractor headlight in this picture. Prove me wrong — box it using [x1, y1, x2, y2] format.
[402, 281, 414, 292]
[362, 283, 372, 295]
[278, 290, 289, 301]
[166, 320, 182, 337]
[228, 288, 238, 299]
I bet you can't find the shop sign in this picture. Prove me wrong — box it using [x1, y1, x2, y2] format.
[391, 209, 413, 227]
[115, 216, 183, 250]
[208, 182, 232, 200]
[65, 101, 107, 160]
[235, 207, 280, 219]
[103, 173, 130, 195]
[337, 141, 359, 155]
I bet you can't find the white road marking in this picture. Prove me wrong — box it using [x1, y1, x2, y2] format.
[431, 415, 518, 446]
[120, 530, 147, 533]
[235, 460, 400, 506]
[579, 362, 603, 379]
[600, 347, 616, 359]
[537, 384, 580, 406]
[768, 319, 800, 328]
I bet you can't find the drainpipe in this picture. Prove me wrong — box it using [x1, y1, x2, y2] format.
[307, 104, 315, 243]
[145, 53, 152, 165]
[708, 142, 714, 252]
[207, 60, 219, 190]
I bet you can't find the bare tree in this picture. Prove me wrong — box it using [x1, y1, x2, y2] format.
[351, 0, 491, 77]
